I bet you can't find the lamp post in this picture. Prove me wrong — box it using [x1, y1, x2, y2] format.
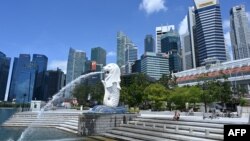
[22, 93, 27, 112]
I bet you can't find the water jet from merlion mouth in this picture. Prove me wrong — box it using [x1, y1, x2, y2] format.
[17, 71, 103, 141]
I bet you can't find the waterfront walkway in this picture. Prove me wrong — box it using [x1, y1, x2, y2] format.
[2, 109, 84, 134]
[2, 109, 249, 141]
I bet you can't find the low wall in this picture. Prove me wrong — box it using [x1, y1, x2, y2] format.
[78, 113, 138, 136]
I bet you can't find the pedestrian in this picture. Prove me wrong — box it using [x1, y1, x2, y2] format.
[173, 110, 180, 121]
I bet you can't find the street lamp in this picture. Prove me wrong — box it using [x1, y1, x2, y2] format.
[22, 93, 27, 112]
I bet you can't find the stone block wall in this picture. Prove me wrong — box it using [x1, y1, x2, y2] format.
[78, 113, 138, 136]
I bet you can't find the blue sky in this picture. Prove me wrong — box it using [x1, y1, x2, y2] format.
[0, 0, 250, 73]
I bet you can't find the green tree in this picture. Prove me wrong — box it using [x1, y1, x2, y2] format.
[237, 85, 247, 98]
[170, 75, 178, 88]
[72, 84, 89, 106]
[73, 81, 104, 106]
[186, 86, 202, 109]
[168, 86, 201, 110]
[120, 73, 152, 108]
[158, 74, 171, 89]
[144, 83, 169, 111]
[89, 82, 104, 104]
[200, 81, 218, 112]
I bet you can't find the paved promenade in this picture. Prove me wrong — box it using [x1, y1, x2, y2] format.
[140, 110, 249, 124]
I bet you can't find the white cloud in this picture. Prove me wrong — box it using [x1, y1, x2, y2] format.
[48, 60, 67, 73]
[178, 15, 188, 35]
[223, 19, 230, 30]
[139, 0, 167, 14]
[107, 51, 116, 57]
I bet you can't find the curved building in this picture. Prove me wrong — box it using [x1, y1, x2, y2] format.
[230, 5, 250, 60]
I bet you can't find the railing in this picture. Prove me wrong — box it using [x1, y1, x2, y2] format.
[125, 121, 217, 136]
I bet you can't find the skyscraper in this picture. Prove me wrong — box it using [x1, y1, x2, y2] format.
[32, 54, 48, 101]
[66, 48, 86, 84]
[182, 33, 193, 70]
[132, 60, 141, 73]
[193, 0, 226, 66]
[155, 25, 175, 53]
[230, 5, 250, 60]
[161, 29, 182, 73]
[125, 43, 138, 74]
[117, 31, 137, 74]
[84, 59, 92, 74]
[91, 47, 106, 66]
[91, 47, 106, 71]
[144, 35, 155, 53]
[0, 52, 11, 101]
[117, 31, 126, 68]
[141, 52, 170, 80]
[187, 6, 197, 68]
[8, 54, 37, 103]
[44, 68, 65, 100]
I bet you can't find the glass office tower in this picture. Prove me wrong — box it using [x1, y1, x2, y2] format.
[230, 5, 250, 60]
[193, 0, 226, 66]
[32, 54, 48, 101]
[0, 52, 11, 101]
[8, 54, 37, 103]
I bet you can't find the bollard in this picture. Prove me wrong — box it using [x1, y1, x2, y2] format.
[163, 125, 166, 130]
[175, 125, 179, 131]
[153, 124, 155, 128]
[143, 122, 145, 127]
[205, 129, 209, 136]
[189, 128, 193, 133]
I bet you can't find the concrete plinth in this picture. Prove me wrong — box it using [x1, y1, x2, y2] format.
[78, 113, 138, 136]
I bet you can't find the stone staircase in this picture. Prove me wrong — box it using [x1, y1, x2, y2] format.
[2, 111, 80, 134]
[101, 116, 226, 141]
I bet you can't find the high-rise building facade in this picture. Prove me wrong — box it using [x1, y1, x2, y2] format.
[161, 29, 182, 73]
[187, 6, 197, 68]
[91, 47, 106, 67]
[141, 52, 170, 80]
[230, 5, 250, 60]
[84, 60, 92, 74]
[44, 68, 65, 101]
[193, 0, 226, 66]
[132, 60, 141, 73]
[0, 52, 11, 101]
[32, 54, 48, 101]
[144, 35, 155, 53]
[117, 31, 137, 74]
[8, 54, 37, 103]
[66, 48, 86, 84]
[182, 33, 193, 70]
[117, 31, 127, 68]
[155, 25, 175, 53]
[125, 43, 138, 74]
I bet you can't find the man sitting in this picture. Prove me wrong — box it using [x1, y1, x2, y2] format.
[173, 110, 180, 121]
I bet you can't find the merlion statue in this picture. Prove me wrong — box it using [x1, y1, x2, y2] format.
[102, 63, 121, 107]
[90, 63, 126, 113]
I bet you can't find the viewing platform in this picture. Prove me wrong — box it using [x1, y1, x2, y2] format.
[100, 111, 249, 141]
[2, 109, 249, 141]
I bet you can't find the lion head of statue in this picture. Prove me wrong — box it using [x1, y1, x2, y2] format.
[103, 63, 121, 89]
